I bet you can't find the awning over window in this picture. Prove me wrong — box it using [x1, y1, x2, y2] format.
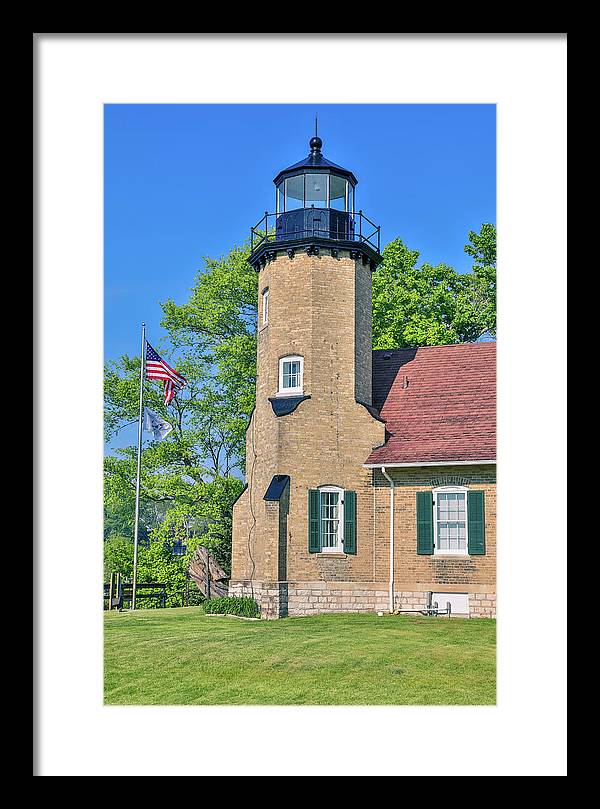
[268, 395, 310, 417]
[263, 475, 290, 502]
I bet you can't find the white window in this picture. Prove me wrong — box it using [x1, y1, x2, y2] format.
[319, 486, 344, 552]
[433, 486, 469, 555]
[278, 355, 303, 395]
[262, 288, 269, 325]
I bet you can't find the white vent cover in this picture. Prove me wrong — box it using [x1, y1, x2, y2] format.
[432, 592, 469, 615]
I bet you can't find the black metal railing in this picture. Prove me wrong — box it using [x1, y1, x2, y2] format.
[251, 209, 381, 254]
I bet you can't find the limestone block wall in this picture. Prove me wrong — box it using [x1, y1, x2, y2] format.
[230, 580, 389, 619]
[354, 260, 373, 404]
[469, 594, 496, 618]
[231, 249, 385, 589]
[230, 581, 495, 620]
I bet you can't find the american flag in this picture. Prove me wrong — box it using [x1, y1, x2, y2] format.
[145, 342, 187, 405]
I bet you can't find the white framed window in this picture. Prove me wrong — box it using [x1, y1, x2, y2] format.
[278, 355, 304, 396]
[433, 486, 469, 555]
[262, 288, 269, 325]
[319, 486, 344, 552]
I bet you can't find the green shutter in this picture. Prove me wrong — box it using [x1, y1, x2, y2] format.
[343, 490, 357, 554]
[416, 491, 434, 555]
[467, 490, 486, 555]
[308, 489, 321, 553]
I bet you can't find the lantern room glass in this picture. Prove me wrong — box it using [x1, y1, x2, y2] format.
[277, 173, 355, 213]
[347, 183, 354, 214]
[304, 173, 328, 208]
[285, 175, 304, 210]
[329, 175, 347, 211]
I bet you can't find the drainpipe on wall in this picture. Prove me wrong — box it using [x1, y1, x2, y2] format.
[381, 466, 395, 613]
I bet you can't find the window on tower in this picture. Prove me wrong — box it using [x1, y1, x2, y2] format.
[278, 355, 304, 396]
[262, 288, 269, 326]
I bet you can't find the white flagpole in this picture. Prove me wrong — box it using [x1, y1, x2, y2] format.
[131, 322, 146, 610]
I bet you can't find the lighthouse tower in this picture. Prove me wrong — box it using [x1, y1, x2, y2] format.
[230, 134, 386, 618]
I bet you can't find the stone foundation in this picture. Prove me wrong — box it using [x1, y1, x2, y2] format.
[394, 590, 496, 618]
[394, 591, 430, 612]
[230, 581, 495, 619]
[470, 593, 496, 618]
[229, 581, 287, 620]
[230, 580, 389, 619]
[287, 582, 389, 616]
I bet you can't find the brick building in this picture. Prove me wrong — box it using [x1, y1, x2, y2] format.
[230, 135, 496, 619]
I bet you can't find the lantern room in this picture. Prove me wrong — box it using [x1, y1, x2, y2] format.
[275, 136, 356, 214]
[273, 135, 357, 244]
[249, 133, 381, 271]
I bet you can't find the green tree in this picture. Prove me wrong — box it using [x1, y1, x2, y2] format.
[464, 223, 496, 338]
[104, 343, 244, 575]
[104, 534, 197, 607]
[104, 534, 135, 579]
[105, 246, 256, 586]
[160, 243, 258, 454]
[372, 224, 496, 348]
[136, 540, 189, 607]
[104, 459, 169, 541]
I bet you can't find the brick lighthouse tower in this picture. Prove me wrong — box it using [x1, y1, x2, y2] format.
[230, 132, 387, 618]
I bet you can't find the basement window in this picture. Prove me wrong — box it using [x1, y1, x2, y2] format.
[278, 355, 304, 396]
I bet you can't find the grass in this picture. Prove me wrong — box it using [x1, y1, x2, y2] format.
[104, 608, 496, 705]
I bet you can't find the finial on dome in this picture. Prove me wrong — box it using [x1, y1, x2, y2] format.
[310, 116, 322, 153]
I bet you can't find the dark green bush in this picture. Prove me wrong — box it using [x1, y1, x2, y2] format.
[204, 596, 260, 618]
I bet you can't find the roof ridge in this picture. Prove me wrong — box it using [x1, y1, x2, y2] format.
[373, 341, 495, 353]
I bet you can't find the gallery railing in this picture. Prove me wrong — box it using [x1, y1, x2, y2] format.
[250, 208, 381, 254]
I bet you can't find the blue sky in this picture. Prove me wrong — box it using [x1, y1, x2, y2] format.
[105, 103, 496, 365]
[105, 104, 495, 451]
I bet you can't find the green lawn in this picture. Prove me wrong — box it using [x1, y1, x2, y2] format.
[104, 608, 495, 705]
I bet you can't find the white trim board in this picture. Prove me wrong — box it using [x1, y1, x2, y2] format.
[364, 460, 496, 469]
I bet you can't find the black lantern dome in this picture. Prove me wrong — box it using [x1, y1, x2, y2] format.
[249, 135, 381, 271]
[273, 135, 358, 189]
[273, 135, 357, 218]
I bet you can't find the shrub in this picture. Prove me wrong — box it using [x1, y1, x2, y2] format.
[204, 596, 260, 618]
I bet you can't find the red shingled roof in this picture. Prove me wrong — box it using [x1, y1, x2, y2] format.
[365, 342, 496, 465]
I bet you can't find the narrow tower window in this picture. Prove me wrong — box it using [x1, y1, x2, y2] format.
[278, 355, 304, 396]
[262, 288, 269, 325]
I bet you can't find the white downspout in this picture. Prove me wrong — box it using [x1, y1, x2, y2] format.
[381, 466, 395, 613]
